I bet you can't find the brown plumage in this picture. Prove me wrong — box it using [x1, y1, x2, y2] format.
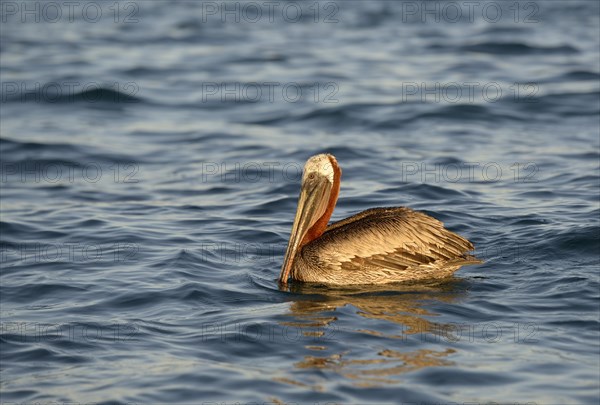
[279, 154, 480, 286]
[291, 206, 478, 284]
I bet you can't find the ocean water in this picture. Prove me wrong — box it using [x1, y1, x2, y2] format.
[1, 1, 599, 404]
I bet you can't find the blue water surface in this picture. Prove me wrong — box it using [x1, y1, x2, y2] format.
[1, 1, 599, 404]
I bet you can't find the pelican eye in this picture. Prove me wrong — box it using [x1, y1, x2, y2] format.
[307, 173, 316, 180]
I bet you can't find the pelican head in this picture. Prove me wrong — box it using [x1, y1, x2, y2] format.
[279, 154, 341, 285]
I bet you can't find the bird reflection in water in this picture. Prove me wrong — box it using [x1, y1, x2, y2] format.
[276, 278, 467, 387]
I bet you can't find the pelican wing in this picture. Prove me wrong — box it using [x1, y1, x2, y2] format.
[301, 207, 477, 279]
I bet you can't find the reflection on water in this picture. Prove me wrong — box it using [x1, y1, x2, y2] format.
[279, 279, 466, 387]
[295, 348, 456, 387]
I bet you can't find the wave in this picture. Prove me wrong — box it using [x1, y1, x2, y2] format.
[459, 42, 578, 55]
[2, 86, 144, 105]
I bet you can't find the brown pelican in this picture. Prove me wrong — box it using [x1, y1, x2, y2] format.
[279, 154, 479, 286]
